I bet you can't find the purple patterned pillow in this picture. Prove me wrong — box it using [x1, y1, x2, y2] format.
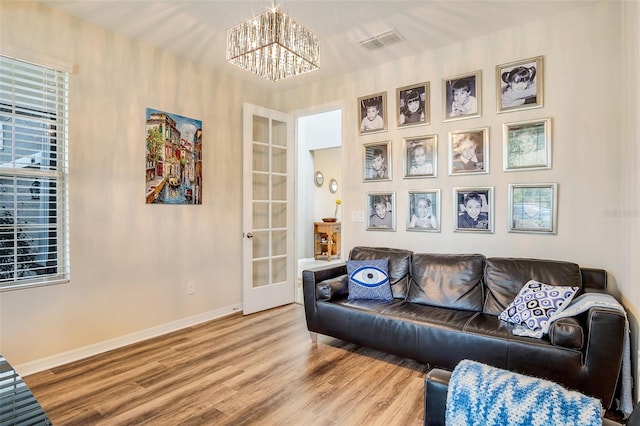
[499, 280, 578, 331]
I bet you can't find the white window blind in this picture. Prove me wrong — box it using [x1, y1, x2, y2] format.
[0, 54, 69, 290]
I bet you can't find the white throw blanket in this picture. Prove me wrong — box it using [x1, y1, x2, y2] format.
[512, 292, 633, 417]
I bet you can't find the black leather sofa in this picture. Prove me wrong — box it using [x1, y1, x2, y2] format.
[302, 246, 627, 409]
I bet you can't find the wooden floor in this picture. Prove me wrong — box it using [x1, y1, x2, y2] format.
[25, 304, 429, 425]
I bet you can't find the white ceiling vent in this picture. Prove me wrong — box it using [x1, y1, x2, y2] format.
[359, 29, 403, 50]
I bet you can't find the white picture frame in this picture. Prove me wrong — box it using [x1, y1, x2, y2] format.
[403, 135, 437, 178]
[503, 118, 552, 171]
[448, 127, 489, 175]
[453, 187, 494, 233]
[367, 191, 396, 231]
[407, 190, 440, 232]
[508, 183, 558, 234]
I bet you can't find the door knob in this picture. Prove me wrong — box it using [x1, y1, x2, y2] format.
[246, 232, 253, 238]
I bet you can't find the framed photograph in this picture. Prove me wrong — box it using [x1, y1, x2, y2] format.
[407, 190, 440, 232]
[403, 135, 437, 178]
[358, 92, 387, 135]
[454, 187, 494, 233]
[448, 128, 489, 175]
[363, 141, 392, 181]
[396, 82, 430, 128]
[367, 192, 396, 231]
[503, 118, 552, 171]
[443, 70, 482, 122]
[508, 183, 557, 234]
[497, 56, 543, 113]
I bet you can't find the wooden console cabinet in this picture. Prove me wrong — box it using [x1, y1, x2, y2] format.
[314, 222, 341, 261]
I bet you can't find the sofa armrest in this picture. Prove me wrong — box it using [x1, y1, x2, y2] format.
[424, 369, 451, 426]
[302, 263, 347, 302]
[303, 263, 347, 287]
[302, 263, 347, 332]
[315, 274, 349, 301]
[581, 305, 627, 409]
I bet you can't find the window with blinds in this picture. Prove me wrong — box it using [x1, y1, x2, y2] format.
[0, 54, 69, 290]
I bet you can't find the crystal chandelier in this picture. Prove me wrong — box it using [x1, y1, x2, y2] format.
[226, 6, 320, 82]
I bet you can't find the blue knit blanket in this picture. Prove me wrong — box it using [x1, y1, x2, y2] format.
[446, 360, 603, 426]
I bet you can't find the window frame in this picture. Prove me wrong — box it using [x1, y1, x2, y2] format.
[0, 52, 70, 291]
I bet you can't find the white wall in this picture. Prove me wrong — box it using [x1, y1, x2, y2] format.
[0, 1, 272, 369]
[280, 1, 639, 400]
[313, 148, 342, 221]
[282, 0, 626, 287]
[620, 0, 640, 398]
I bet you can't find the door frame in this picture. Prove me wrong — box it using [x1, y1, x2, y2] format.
[293, 101, 345, 303]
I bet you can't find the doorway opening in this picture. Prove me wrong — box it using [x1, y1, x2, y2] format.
[295, 107, 343, 303]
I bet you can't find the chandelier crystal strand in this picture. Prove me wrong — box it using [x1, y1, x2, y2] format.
[226, 7, 319, 82]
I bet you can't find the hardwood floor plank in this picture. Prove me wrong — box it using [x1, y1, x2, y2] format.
[24, 304, 428, 425]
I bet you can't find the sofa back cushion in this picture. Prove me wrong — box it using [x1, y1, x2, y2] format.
[349, 246, 412, 299]
[483, 257, 583, 315]
[406, 253, 485, 311]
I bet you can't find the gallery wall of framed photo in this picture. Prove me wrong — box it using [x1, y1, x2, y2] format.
[357, 55, 558, 236]
[277, 2, 637, 376]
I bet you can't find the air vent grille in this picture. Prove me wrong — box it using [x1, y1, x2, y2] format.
[359, 29, 403, 50]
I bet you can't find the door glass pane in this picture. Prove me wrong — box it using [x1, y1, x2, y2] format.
[253, 115, 269, 143]
[253, 202, 269, 229]
[253, 259, 269, 288]
[272, 257, 287, 283]
[272, 175, 286, 201]
[272, 119, 286, 147]
[272, 230, 287, 256]
[252, 231, 269, 259]
[272, 202, 286, 228]
[253, 143, 269, 172]
[253, 173, 269, 201]
[272, 146, 286, 173]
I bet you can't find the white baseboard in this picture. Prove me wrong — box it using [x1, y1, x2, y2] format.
[14, 303, 243, 377]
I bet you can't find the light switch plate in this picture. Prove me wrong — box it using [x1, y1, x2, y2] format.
[352, 211, 365, 223]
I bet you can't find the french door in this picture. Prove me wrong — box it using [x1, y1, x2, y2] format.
[242, 103, 295, 315]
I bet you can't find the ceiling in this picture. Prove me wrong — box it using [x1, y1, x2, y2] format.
[39, 0, 601, 90]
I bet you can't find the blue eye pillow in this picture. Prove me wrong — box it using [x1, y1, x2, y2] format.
[346, 258, 393, 302]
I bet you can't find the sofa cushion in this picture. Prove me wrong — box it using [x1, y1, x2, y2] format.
[484, 257, 582, 315]
[498, 280, 578, 331]
[406, 253, 485, 311]
[346, 259, 393, 302]
[349, 246, 412, 299]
